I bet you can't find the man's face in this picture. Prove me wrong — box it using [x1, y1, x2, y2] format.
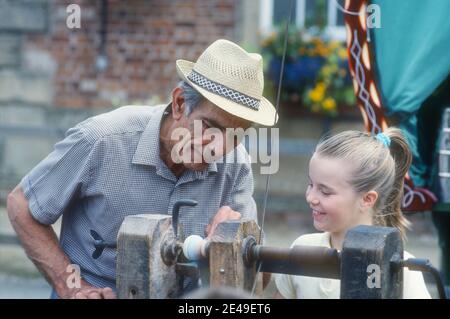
[170, 100, 252, 171]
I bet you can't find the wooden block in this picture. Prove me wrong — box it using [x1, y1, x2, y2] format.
[208, 219, 262, 296]
[116, 214, 182, 299]
[340, 225, 403, 299]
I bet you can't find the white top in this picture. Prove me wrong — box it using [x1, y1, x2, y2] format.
[275, 232, 432, 299]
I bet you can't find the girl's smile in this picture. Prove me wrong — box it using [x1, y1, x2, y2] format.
[312, 209, 327, 222]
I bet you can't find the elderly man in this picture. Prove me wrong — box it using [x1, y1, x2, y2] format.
[6, 39, 276, 299]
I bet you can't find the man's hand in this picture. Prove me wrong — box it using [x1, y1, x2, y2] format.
[205, 206, 241, 238]
[71, 287, 117, 299]
[59, 279, 117, 299]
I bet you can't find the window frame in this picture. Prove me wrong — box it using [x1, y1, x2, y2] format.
[259, 0, 346, 41]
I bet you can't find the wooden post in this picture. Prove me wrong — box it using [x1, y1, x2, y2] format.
[116, 214, 182, 299]
[208, 219, 262, 296]
[340, 225, 403, 299]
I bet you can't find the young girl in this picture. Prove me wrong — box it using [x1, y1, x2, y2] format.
[275, 128, 431, 299]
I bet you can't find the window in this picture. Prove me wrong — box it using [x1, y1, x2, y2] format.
[260, 0, 346, 41]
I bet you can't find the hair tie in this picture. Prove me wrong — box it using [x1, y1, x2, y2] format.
[375, 133, 391, 147]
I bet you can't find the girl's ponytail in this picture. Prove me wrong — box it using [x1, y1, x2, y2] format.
[381, 128, 412, 239]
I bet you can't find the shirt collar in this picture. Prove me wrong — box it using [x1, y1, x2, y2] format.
[132, 104, 218, 176]
[132, 104, 167, 167]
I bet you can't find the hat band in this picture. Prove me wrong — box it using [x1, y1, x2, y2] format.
[187, 70, 260, 111]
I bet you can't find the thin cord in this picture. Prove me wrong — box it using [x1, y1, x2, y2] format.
[251, 0, 294, 296]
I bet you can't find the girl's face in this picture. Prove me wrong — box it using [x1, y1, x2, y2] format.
[306, 153, 370, 235]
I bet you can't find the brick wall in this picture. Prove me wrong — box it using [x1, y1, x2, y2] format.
[25, 0, 238, 109]
[0, 0, 241, 190]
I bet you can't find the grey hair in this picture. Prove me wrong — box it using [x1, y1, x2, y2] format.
[315, 128, 412, 240]
[177, 81, 205, 116]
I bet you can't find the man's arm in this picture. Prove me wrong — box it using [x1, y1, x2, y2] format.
[6, 185, 115, 299]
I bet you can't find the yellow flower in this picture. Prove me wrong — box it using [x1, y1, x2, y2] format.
[309, 90, 321, 102]
[317, 45, 330, 57]
[329, 41, 341, 50]
[309, 84, 325, 102]
[338, 48, 348, 59]
[317, 82, 326, 92]
[322, 98, 337, 111]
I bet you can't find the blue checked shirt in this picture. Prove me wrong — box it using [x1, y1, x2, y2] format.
[20, 104, 257, 293]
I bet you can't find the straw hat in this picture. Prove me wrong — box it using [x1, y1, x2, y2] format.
[176, 39, 278, 126]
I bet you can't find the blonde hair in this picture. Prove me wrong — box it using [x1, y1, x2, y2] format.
[315, 128, 412, 240]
